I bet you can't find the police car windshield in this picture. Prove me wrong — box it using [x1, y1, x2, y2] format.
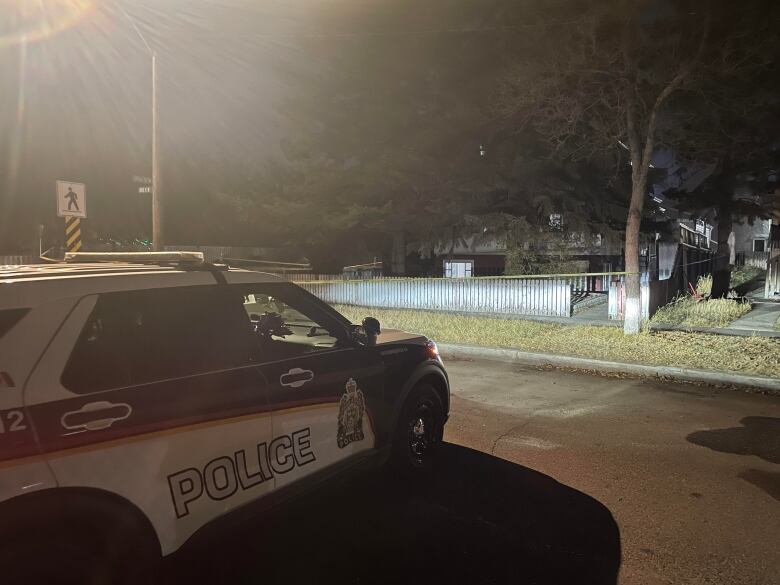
[242, 291, 341, 357]
[243, 294, 317, 328]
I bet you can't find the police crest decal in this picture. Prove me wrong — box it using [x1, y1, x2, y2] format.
[337, 378, 365, 448]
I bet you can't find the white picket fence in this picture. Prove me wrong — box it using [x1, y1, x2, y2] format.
[0, 255, 39, 265]
[736, 251, 769, 270]
[766, 255, 780, 298]
[294, 276, 573, 317]
[607, 276, 651, 320]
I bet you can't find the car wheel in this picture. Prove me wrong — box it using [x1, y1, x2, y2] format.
[392, 383, 445, 472]
[0, 518, 159, 585]
[1, 534, 108, 585]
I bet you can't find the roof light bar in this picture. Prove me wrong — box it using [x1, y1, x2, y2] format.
[64, 251, 205, 265]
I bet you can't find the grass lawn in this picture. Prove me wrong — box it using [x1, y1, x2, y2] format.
[650, 296, 751, 328]
[334, 304, 780, 378]
[731, 265, 763, 289]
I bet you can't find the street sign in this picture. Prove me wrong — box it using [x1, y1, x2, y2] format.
[64, 217, 82, 253]
[56, 181, 87, 218]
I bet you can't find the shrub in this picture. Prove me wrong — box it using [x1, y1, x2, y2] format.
[695, 274, 712, 298]
[537, 259, 589, 274]
[504, 247, 539, 275]
[650, 295, 751, 328]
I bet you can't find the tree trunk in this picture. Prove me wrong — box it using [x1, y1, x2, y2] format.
[623, 95, 651, 335]
[623, 183, 645, 334]
[391, 230, 406, 276]
[711, 215, 732, 298]
[618, 12, 707, 333]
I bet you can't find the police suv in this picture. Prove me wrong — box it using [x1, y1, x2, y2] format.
[0, 252, 449, 584]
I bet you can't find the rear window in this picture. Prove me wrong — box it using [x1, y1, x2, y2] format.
[0, 309, 29, 338]
[61, 286, 254, 394]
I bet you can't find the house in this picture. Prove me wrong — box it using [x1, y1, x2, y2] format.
[730, 217, 771, 268]
[434, 236, 508, 277]
[763, 195, 780, 297]
[417, 230, 624, 278]
[343, 260, 383, 279]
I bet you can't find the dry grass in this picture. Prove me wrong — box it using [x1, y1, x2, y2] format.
[695, 274, 712, 297]
[731, 266, 763, 289]
[335, 304, 780, 378]
[650, 296, 752, 328]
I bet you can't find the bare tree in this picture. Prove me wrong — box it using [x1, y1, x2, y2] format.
[496, 0, 714, 333]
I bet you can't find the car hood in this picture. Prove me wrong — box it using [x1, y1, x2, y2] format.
[375, 328, 427, 346]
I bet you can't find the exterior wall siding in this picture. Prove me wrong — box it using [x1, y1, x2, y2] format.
[732, 218, 771, 255]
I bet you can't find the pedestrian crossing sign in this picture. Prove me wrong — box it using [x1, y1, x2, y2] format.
[56, 180, 87, 218]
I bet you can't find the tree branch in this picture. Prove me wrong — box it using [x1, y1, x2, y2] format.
[640, 9, 712, 169]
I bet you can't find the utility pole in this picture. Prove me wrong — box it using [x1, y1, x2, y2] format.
[151, 51, 160, 250]
[119, 4, 161, 250]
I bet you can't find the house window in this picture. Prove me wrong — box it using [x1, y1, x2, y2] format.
[753, 239, 766, 253]
[443, 260, 473, 278]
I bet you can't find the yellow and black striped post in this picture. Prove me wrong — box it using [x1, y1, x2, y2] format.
[65, 216, 82, 252]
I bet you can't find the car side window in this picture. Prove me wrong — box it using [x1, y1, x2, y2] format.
[238, 284, 345, 362]
[62, 286, 254, 394]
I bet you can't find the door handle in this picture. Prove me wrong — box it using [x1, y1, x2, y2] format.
[280, 368, 314, 388]
[61, 401, 132, 432]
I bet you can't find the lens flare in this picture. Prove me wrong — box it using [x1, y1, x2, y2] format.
[0, 0, 95, 47]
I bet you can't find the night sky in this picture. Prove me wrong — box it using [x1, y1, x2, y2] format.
[0, 1, 357, 245]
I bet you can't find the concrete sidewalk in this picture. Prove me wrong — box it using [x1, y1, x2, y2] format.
[728, 302, 780, 332]
[571, 299, 612, 324]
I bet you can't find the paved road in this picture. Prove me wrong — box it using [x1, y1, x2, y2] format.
[165, 360, 779, 585]
[445, 358, 779, 585]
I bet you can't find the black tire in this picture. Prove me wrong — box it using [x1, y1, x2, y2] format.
[0, 508, 159, 585]
[2, 534, 109, 585]
[391, 383, 445, 473]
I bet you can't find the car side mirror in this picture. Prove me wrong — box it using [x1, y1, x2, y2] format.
[362, 317, 381, 346]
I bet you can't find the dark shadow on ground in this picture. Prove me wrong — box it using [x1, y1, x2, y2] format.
[738, 469, 780, 501]
[733, 277, 763, 298]
[686, 416, 780, 464]
[164, 443, 621, 585]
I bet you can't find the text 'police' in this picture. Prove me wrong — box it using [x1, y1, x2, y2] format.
[167, 427, 316, 518]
